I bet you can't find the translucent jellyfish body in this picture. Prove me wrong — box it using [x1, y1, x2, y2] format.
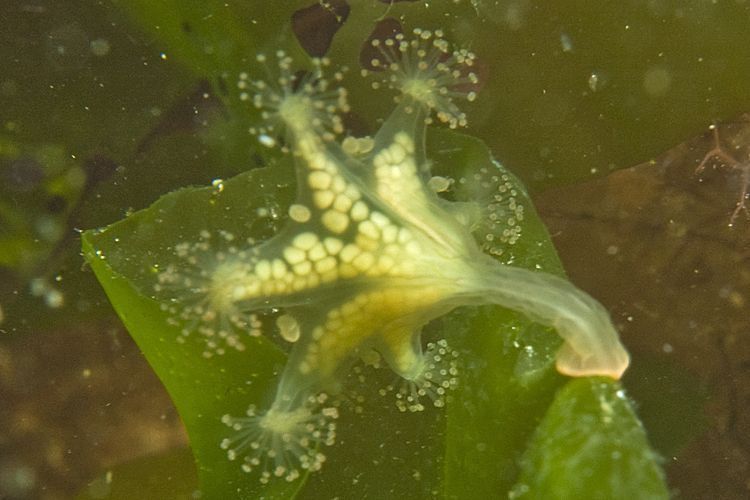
[153, 29, 629, 483]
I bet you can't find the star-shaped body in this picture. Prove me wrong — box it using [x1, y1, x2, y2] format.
[156, 30, 629, 483]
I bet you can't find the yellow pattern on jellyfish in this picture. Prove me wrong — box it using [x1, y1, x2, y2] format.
[158, 29, 630, 483]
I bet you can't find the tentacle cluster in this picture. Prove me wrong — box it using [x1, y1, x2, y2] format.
[220, 394, 339, 484]
[362, 28, 479, 128]
[238, 51, 350, 147]
[154, 230, 265, 357]
[382, 339, 460, 412]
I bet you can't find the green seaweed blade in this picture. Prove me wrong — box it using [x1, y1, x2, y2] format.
[82, 162, 301, 499]
[82, 129, 668, 498]
[510, 378, 670, 499]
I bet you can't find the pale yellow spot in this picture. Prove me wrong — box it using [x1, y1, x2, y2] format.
[384, 244, 401, 256]
[309, 153, 326, 170]
[382, 225, 398, 243]
[393, 261, 416, 275]
[344, 184, 361, 201]
[308, 243, 327, 262]
[229, 284, 246, 301]
[355, 234, 379, 252]
[331, 176, 346, 194]
[401, 158, 418, 175]
[341, 136, 359, 156]
[322, 209, 349, 234]
[406, 241, 422, 255]
[377, 255, 395, 272]
[339, 244, 360, 263]
[357, 137, 375, 154]
[294, 232, 318, 250]
[373, 154, 387, 170]
[427, 175, 452, 193]
[312, 326, 325, 340]
[398, 228, 413, 244]
[293, 261, 312, 276]
[395, 132, 414, 153]
[314, 190, 335, 210]
[271, 259, 287, 279]
[355, 293, 369, 306]
[288, 204, 311, 223]
[388, 142, 407, 164]
[283, 246, 306, 265]
[255, 260, 271, 280]
[339, 262, 357, 278]
[350, 201, 369, 221]
[320, 269, 339, 283]
[370, 211, 390, 228]
[341, 136, 375, 156]
[276, 314, 300, 343]
[315, 256, 337, 274]
[306, 273, 320, 288]
[323, 237, 343, 255]
[308, 171, 332, 190]
[326, 316, 343, 331]
[358, 220, 380, 240]
[333, 194, 353, 212]
[352, 252, 375, 271]
[241, 280, 261, 297]
[292, 277, 308, 291]
[341, 301, 359, 316]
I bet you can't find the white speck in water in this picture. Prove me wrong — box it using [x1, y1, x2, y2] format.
[588, 72, 603, 92]
[211, 178, 224, 192]
[560, 33, 573, 52]
[257, 134, 276, 148]
[606, 245, 619, 255]
[662, 343, 673, 354]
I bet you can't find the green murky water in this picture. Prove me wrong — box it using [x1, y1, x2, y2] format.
[1, 1, 749, 499]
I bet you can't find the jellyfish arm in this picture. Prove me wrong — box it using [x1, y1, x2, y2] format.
[460, 259, 630, 379]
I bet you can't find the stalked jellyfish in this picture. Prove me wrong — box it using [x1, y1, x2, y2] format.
[154, 28, 630, 483]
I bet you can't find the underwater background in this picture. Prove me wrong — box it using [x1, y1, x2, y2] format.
[1, 1, 749, 499]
